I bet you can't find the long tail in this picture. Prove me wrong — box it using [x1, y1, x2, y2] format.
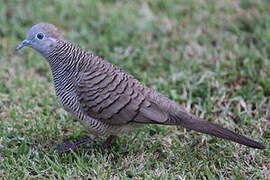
[166, 111, 265, 149]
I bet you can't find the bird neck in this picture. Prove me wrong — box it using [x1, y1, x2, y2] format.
[44, 40, 84, 89]
[44, 40, 97, 92]
[45, 40, 76, 69]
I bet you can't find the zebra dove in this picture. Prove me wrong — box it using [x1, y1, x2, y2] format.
[16, 23, 265, 150]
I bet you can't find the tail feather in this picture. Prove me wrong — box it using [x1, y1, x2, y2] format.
[166, 111, 265, 149]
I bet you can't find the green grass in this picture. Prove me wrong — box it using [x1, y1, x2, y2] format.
[0, 0, 269, 179]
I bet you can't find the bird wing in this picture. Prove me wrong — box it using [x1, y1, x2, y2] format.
[76, 60, 168, 125]
[75, 57, 265, 149]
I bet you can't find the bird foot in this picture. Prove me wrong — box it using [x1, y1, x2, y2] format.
[48, 135, 115, 152]
[49, 137, 94, 152]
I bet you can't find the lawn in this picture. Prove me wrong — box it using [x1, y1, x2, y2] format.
[0, 0, 269, 179]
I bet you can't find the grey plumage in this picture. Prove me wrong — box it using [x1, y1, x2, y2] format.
[16, 22, 265, 150]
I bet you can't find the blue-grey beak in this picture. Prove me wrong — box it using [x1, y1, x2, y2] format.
[15, 40, 30, 51]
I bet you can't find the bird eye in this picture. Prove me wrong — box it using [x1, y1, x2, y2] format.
[36, 32, 44, 40]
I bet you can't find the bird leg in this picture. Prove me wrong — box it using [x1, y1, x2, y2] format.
[78, 135, 116, 152]
[101, 135, 115, 149]
[49, 137, 94, 152]
[49, 135, 115, 152]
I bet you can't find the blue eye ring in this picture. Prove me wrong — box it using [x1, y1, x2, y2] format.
[36, 32, 45, 40]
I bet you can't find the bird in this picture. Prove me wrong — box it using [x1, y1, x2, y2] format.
[16, 22, 265, 151]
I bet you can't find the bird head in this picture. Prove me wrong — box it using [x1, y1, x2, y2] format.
[16, 22, 64, 57]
